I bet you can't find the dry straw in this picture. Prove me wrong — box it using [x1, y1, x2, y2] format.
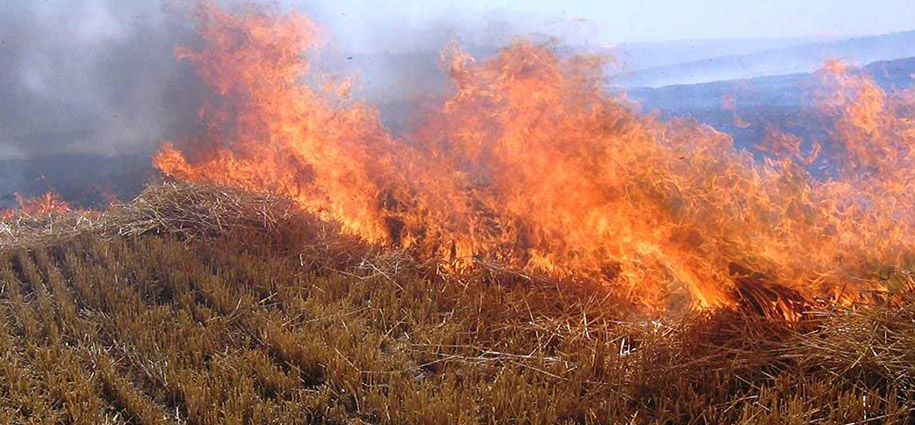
[1, 181, 913, 423]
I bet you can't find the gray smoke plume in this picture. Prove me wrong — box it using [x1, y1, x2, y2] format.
[0, 0, 203, 160]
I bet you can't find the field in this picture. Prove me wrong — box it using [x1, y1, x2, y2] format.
[0, 183, 913, 424]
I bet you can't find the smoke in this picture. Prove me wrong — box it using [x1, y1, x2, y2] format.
[289, 1, 599, 133]
[0, 0, 204, 160]
[0, 0, 597, 161]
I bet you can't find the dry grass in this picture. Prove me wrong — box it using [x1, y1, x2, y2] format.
[0, 181, 322, 251]
[0, 181, 913, 424]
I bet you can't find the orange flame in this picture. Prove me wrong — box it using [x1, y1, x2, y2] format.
[155, 4, 915, 314]
[1, 192, 70, 220]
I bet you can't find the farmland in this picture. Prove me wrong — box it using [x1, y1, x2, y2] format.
[0, 183, 913, 424]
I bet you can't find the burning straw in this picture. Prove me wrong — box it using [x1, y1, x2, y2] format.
[147, 3, 915, 315]
[3, 179, 915, 422]
[0, 181, 314, 251]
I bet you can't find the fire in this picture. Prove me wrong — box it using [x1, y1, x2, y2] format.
[155, 3, 915, 315]
[1, 192, 70, 220]
[155, 3, 394, 243]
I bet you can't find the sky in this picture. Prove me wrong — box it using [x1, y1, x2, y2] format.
[293, 0, 915, 49]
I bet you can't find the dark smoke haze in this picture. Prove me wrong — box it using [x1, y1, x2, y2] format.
[0, 0, 203, 160]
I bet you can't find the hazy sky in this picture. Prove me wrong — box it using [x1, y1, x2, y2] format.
[295, 0, 915, 48]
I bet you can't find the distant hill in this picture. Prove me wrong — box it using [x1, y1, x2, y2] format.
[614, 31, 915, 88]
[609, 36, 839, 73]
[627, 56, 915, 153]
